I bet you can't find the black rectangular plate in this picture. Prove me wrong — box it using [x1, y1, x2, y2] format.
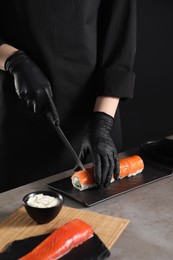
[47, 160, 173, 207]
[0, 233, 110, 260]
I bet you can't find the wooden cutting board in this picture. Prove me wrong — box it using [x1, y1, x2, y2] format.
[0, 206, 129, 252]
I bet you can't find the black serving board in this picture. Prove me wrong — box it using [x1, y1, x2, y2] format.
[0, 233, 110, 260]
[47, 160, 173, 207]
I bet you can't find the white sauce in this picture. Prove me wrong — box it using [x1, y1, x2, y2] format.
[27, 193, 59, 208]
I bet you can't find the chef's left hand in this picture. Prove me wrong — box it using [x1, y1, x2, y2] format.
[77, 112, 120, 188]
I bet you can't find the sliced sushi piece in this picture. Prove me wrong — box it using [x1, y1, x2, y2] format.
[71, 167, 115, 191]
[71, 155, 144, 191]
[71, 167, 97, 191]
[19, 219, 93, 260]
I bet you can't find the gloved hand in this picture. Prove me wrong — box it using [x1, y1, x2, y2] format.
[77, 111, 120, 188]
[4, 50, 55, 117]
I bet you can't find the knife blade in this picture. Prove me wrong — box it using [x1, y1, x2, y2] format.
[46, 102, 88, 173]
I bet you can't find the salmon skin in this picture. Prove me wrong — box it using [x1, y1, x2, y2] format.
[19, 219, 93, 260]
[71, 155, 144, 191]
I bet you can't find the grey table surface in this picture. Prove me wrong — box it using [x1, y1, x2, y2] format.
[0, 149, 173, 260]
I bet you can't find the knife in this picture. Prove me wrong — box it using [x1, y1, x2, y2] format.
[46, 95, 88, 173]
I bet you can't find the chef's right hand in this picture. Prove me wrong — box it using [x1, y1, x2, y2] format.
[4, 50, 55, 116]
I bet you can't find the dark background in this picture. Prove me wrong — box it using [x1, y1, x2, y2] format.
[120, 0, 173, 150]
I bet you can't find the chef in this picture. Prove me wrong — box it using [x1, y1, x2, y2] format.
[0, 0, 136, 191]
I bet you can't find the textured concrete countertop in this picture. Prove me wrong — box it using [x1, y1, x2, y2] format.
[0, 149, 173, 260]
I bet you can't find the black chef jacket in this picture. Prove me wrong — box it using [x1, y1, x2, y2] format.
[0, 0, 136, 192]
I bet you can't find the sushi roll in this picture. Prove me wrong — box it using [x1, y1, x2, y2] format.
[119, 155, 144, 178]
[71, 155, 144, 191]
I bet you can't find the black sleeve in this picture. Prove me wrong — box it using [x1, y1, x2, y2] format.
[0, 37, 5, 45]
[0, 28, 6, 46]
[96, 0, 137, 100]
[0, 22, 5, 45]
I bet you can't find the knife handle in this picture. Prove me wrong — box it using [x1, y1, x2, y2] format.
[46, 91, 60, 126]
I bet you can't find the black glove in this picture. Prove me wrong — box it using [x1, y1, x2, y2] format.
[78, 112, 120, 188]
[4, 50, 55, 116]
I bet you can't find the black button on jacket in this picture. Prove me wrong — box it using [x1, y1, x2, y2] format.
[0, 0, 136, 192]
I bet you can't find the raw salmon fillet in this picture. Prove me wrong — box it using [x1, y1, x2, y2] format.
[19, 219, 93, 260]
[71, 155, 144, 190]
